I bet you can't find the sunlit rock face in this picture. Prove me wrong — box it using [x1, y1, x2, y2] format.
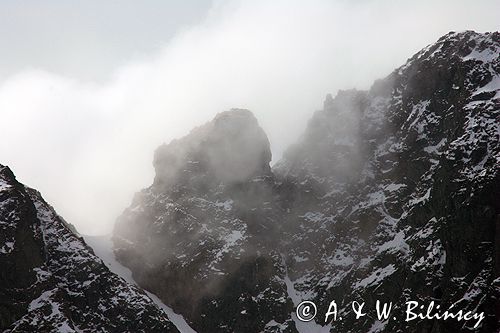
[0, 165, 178, 332]
[114, 31, 499, 333]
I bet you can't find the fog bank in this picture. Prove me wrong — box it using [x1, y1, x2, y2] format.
[0, 0, 498, 234]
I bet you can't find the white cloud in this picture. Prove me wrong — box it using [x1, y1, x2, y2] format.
[0, 0, 498, 234]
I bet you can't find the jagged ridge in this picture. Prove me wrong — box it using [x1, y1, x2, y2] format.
[111, 30, 499, 333]
[0, 165, 179, 332]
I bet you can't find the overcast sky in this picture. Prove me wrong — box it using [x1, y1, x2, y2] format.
[0, 0, 213, 80]
[1, 0, 498, 235]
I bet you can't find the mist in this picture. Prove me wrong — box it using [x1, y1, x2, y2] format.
[0, 0, 498, 235]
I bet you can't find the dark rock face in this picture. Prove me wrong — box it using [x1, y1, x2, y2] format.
[0, 165, 178, 332]
[275, 31, 500, 333]
[115, 31, 499, 332]
[114, 109, 294, 333]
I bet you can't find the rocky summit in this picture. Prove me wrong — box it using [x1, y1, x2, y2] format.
[114, 108, 293, 332]
[114, 31, 500, 332]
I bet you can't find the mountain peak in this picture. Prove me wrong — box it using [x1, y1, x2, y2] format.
[398, 30, 499, 74]
[153, 108, 271, 187]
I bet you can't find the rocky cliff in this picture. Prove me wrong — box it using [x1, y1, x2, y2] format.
[114, 109, 294, 332]
[114, 31, 499, 332]
[0, 165, 178, 332]
[275, 30, 500, 333]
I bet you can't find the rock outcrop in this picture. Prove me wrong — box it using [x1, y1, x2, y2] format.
[276, 31, 500, 333]
[114, 31, 499, 332]
[0, 165, 178, 332]
[114, 109, 293, 332]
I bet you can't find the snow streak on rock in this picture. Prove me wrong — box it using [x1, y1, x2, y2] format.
[85, 235, 197, 333]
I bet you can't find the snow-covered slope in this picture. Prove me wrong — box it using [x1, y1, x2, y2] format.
[114, 31, 499, 333]
[85, 235, 197, 333]
[0, 165, 178, 332]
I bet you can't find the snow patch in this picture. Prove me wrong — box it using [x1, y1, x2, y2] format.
[355, 264, 396, 289]
[282, 255, 331, 333]
[215, 199, 233, 211]
[0, 240, 15, 254]
[85, 235, 197, 333]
